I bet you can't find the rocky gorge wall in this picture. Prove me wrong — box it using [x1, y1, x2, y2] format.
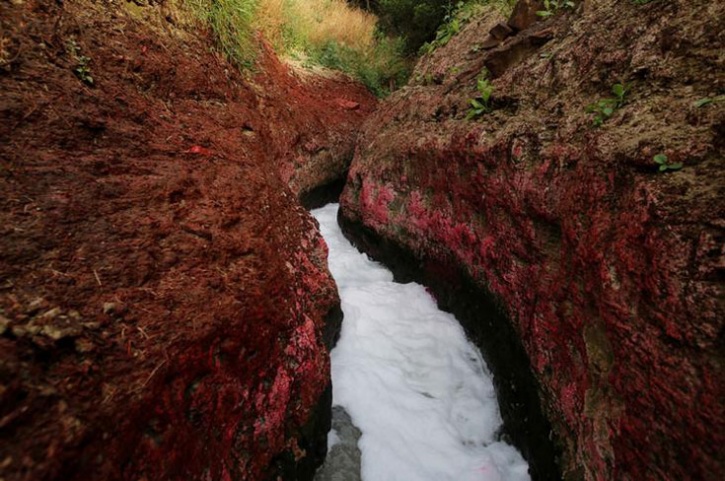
[340, 1, 724, 480]
[0, 1, 373, 480]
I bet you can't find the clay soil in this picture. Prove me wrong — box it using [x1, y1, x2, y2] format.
[0, 1, 374, 480]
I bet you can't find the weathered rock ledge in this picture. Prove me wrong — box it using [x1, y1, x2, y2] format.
[0, 1, 370, 479]
[340, 1, 724, 480]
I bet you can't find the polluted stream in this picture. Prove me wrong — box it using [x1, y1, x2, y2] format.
[312, 204, 530, 481]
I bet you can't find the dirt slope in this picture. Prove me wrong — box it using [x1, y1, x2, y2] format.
[340, 1, 724, 480]
[0, 1, 374, 480]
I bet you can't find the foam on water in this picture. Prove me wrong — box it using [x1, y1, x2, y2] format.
[312, 204, 530, 481]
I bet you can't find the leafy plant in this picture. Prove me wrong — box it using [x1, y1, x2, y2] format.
[75, 56, 94, 85]
[653, 153, 682, 172]
[611, 83, 628, 105]
[420, 4, 462, 55]
[585, 83, 629, 126]
[66, 38, 94, 85]
[586, 99, 616, 126]
[466, 75, 494, 119]
[536, 0, 575, 18]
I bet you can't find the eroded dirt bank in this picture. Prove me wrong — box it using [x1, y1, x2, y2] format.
[340, 1, 724, 480]
[0, 1, 374, 480]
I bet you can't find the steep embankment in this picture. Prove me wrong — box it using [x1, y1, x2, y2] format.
[340, 1, 724, 480]
[0, 1, 374, 480]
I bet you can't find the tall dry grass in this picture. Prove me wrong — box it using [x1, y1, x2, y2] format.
[300, 0, 377, 50]
[187, 0, 409, 95]
[254, 0, 287, 48]
[254, 0, 409, 96]
[256, 0, 378, 52]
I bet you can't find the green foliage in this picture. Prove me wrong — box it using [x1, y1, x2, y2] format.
[653, 154, 682, 172]
[585, 83, 629, 127]
[188, 0, 258, 67]
[536, 0, 575, 18]
[631, 0, 656, 4]
[693, 95, 725, 108]
[67, 38, 94, 85]
[377, 0, 448, 54]
[420, 15, 460, 55]
[466, 74, 494, 120]
[611, 83, 627, 105]
[377, 0, 515, 54]
[307, 36, 410, 97]
[420, 1, 515, 54]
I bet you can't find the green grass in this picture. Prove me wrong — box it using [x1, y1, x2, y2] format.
[185, 0, 410, 96]
[188, 0, 259, 67]
[306, 35, 410, 97]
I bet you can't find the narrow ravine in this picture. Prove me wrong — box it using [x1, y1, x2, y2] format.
[312, 204, 530, 481]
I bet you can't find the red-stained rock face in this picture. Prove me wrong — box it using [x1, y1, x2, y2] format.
[340, 1, 724, 480]
[0, 1, 372, 480]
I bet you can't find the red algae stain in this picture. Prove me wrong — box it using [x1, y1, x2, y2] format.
[339, 1, 725, 479]
[0, 0, 369, 480]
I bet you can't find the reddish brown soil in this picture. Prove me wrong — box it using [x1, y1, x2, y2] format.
[0, 1, 374, 480]
[340, 1, 724, 480]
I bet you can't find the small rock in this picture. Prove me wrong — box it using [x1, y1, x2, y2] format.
[336, 99, 360, 110]
[27, 297, 48, 314]
[507, 0, 544, 32]
[481, 35, 502, 50]
[75, 338, 95, 354]
[490, 22, 514, 40]
[12, 323, 41, 337]
[39, 307, 62, 320]
[40, 323, 82, 341]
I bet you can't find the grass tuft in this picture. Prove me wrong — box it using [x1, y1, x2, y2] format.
[188, 0, 259, 67]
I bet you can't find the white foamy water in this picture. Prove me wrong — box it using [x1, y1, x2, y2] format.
[312, 204, 530, 481]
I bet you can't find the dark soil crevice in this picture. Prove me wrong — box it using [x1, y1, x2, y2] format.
[267, 382, 333, 481]
[300, 176, 348, 210]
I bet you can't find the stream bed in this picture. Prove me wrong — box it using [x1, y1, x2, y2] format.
[312, 204, 530, 481]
